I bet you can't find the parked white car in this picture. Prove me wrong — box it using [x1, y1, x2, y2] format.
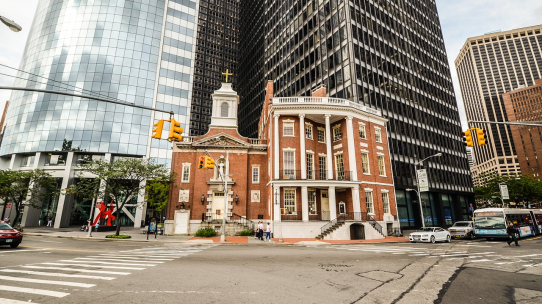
[409, 227, 451, 243]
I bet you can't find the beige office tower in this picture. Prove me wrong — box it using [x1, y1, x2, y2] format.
[455, 25, 542, 186]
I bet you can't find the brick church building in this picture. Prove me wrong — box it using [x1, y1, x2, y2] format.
[165, 81, 399, 240]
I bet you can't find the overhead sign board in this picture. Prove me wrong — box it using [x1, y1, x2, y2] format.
[417, 169, 429, 192]
[500, 184, 509, 200]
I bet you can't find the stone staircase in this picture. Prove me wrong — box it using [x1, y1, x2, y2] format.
[201, 219, 253, 236]
[316, 221, 345, 240]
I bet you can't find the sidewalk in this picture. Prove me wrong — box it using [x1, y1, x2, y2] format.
[23, 227, 409, 244]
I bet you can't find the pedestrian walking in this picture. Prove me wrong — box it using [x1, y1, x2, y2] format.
[3, 217, 10, 224]
[47, 217, 53, 227]
[266, 222, 271, 241]
[86, 219, 91, 232]
[258, 221, 264, 241]
[95, 221, 99, 232]
[506, 222, 519, 246]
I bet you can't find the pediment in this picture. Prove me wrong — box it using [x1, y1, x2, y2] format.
[192, 133, 251, 148]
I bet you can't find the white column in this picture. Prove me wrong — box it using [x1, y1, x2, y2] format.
[54, 152, 75, 228]
[329, 186, 337, 220]
[274, 114, 280, 180]
[345, 116, 358, 181]
[299, 114, 306, 179]
[301, 186, 309, 222]
[324, 114, 333, 180]
[352, 185, 361, 220]
[134, 180, 146, 228]
[273, 185, 281, 222]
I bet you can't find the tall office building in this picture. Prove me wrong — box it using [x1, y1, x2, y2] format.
[455, 25, 542, 185]
[0, 0, 239, 228]
[239, 0, 473, 228]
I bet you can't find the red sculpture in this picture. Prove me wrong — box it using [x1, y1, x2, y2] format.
[92, 201, 116, 226]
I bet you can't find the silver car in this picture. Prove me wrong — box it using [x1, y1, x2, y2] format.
[448, 221, 475, 239]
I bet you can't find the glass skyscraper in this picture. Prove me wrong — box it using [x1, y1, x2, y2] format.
[0, 0, 238, 228]
[238, 0, 473, 228]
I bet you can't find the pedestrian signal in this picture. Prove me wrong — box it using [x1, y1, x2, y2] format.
[168, 118, 183, 142]
[476, 128, 486, 146]
[463, 130, 474, 147]
[198, 156, 205, 169]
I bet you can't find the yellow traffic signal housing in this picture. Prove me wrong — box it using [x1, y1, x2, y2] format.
[151, 120, 165, 139]
[463, 130, 474, 147]
[168, 118, 183, 142]
[198, 156, 205, 169]
[476, 128, 486, 146]
[204, 156, 215, 169]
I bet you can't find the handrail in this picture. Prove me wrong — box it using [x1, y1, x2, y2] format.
[368, 215, 383, 236]
[231, 213, 256, 231]
[320, 213, 346, 235]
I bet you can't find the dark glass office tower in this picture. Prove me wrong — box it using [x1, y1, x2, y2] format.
[239, 0, 473, 228]
[189, 0, 240, 136]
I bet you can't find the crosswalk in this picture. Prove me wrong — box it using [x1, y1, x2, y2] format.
[0, 243, 216, 303]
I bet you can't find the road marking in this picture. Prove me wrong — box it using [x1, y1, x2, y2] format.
[469, 259, 493, 262]
[0, 249, 47, 254]
[94, 255, 176, 260]
[58, 260, 157, 266]
[74, 257, 165, 263]
[0, 285, 69, 298]
[21, 266, 130, 275]
[20, 246, 111, 253]
[0, 269, 116, 280]
[515, 254, 542, 258]
[41, 263, 146, 270]
[0, 275, 95, 287]
[0, 297, 41, 304]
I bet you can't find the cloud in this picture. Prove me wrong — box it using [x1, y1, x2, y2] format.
[436, 0, 542, 129]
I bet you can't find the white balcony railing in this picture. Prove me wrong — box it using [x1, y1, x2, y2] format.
[272, 97, 381, 116]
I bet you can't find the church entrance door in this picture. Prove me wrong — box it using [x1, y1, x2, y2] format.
[212, 192, 226, 220]
[321, 191, 330, 221]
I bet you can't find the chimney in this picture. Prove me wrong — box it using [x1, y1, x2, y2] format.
[311, 84, 327, 97]
[266, 80, 274, 102]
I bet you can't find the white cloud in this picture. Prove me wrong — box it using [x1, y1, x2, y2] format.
[436, 0, 542, 129]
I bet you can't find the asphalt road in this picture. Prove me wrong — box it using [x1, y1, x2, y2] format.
[0, 236, 541, 303]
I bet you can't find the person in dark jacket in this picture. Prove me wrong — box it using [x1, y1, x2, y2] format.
[506, 222, 519, 246]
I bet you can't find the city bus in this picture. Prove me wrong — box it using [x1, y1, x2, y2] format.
[474, 208, 537, 240]
[532, 209, 542, 234]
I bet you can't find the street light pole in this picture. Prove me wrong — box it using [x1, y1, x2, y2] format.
[0, 16, 22, 32]
[412, 153, 442, 228]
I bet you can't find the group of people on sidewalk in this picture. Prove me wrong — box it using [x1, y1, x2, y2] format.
[255, 221, 272, 241]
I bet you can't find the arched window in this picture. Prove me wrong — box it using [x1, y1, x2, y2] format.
[220, 102, 229, 117]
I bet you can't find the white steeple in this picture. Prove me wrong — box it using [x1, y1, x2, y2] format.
[210, 82, 239, 129]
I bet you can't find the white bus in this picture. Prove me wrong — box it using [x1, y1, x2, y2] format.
[474, 208, 538, 240]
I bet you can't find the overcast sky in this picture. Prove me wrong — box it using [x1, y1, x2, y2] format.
[1, 0, 542, 130]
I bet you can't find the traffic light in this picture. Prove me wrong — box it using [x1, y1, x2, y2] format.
[204, 156, 215, 169]
[476, 128, 486, 146]
[463, 130, 474, 147]
[151, 120, 165, 139]
[198, 156, 205, 169]
[167, 118, 183, 142]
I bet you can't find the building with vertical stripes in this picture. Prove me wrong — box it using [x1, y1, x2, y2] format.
[455, 25, 542, 186]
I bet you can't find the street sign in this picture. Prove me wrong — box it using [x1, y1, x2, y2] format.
[500, 184, 509, 200]
[5, 203, 11, 209]
[417, 169, 429, 192]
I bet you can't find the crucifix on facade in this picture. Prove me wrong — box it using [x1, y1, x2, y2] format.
[222, 69, 233, 83]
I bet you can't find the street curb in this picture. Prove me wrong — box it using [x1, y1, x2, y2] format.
[22, 233, 190, 243]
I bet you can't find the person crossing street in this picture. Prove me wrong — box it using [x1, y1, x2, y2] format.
[506, 222, 519, 246]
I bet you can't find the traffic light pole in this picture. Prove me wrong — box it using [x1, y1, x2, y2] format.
[468, 120, 542, 127]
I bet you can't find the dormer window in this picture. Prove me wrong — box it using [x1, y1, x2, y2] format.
[221, 102, 229, 117]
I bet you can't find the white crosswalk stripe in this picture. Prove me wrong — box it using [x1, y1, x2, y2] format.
[0, 244, 217, 303]
[0, 269, 116, 280]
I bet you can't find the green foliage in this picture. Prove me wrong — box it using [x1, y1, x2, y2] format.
[474, 172, 542, 207]
[105, 235, 132, 239]
[61, 139, 84, 152]
[0, 169, 58, 225]
[65, 158, 170, 236]
[145, 174, 175, 213]
[194, 227, 217, 237]
[239, 229, 254, 236]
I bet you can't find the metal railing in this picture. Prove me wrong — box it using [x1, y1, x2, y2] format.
[320, 213, 346, 235]
[250, 138, 267, 145]
[231, 213, 255, 231]
[272, 97, 381, 116]
[368, 215, 384, 236]
[278, 170, 353, 181]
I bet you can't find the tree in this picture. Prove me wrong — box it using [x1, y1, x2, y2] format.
[145, 174, 175, 218]
[474, 173, 542, 207]
[0, 169, 58, 226]
[66, 158, 172, 236]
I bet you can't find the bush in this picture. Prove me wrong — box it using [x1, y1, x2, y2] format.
[105, 235, 132, 239]
[194, 227, 216, 237]
[239, 229, 254, 236]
